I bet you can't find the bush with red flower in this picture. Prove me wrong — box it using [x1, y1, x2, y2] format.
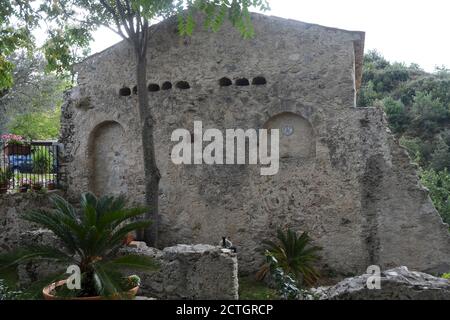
[0, 134, 25, 146]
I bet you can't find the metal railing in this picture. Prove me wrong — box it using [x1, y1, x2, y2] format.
[0, 141, 60, 194]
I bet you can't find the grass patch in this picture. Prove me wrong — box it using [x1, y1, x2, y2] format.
[239, 277, 278, 300]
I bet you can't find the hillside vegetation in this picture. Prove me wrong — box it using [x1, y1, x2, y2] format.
[358, 51, 450, 225]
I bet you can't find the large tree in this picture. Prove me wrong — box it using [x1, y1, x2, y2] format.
[0, 0, 38, 89]
[1, 0, 269, 246]
[0, 52, 68, 136]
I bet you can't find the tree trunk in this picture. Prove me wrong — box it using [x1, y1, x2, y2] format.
[135, 49, 160, 247]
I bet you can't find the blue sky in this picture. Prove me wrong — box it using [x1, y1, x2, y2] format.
[89, 0, 450, 72]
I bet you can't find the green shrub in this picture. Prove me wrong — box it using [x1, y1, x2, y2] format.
[257, 252, 318, 300]
[0, 279, 22, 300]
[382, 97, 409, 133]
[8, 106, 61, 141]
[265, 253, 301, 300]
[420, 169, 450, 224]
[430, 140, 450, 171]
[411, 92, 448, 137]
[400, 136, 423, 164]
[0, 168, 12, 186]
[258, 229, 321, 287]
[238, 277, 278, 300]
[32, 147, 54, 174]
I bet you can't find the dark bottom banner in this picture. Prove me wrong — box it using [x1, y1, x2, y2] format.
[0, 300, 444, 318]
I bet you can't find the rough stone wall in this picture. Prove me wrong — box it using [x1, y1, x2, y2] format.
[59, 88, 146, 206]
[123, 243, 238, 300]
[326, 108, 450, 274]
[60, 13, 450, 276]
[0, 192, 57, 253]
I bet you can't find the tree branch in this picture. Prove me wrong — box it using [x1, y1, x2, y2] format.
[101, 22, 128, 42]
[99, 0, 131, 43]
[115, 0, 133, 37]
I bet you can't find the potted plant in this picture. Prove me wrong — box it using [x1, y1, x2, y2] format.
[42, 275, 141, 300]
[0, 192, 157, 300]
[32, 147, 53, 174]
[17, 178, 31, 193]
[19, 178, 31, 193]
[0, 168, 12, 194]
[47, 180, 56, 191]
[31, 178, 43, 191]
[1, 134, 31, 156]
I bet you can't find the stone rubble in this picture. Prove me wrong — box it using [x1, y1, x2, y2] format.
[312, 266, 450, 300]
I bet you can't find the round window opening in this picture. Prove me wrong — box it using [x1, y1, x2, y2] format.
[282, 126, 294, 136]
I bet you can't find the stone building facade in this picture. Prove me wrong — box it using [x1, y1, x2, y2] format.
[60, 13, 450, 275]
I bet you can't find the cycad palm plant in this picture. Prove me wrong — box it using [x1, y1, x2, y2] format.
[258, 229, 321, 287]
[0, 192, 158, 299]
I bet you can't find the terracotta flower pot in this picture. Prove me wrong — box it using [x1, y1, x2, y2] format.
[31, 184, 42, 191]
[19, 186, 28, 193]
[3, 144, 31, 156]
[0, 180, 8, 193]
[47, 182, 56, 190]
[42, 279, 139, 300]
[123, 233, 135, 246]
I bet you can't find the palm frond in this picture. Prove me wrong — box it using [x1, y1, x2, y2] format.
[18, 271, 68, 300]
[83, 201, 98, 227]
[261, 228, 322, 287]
[0, 265, 20, 289]
[0, 245, 73, 271]
[109, 220, 152, 247]
[98, 207, 149, 231]
[101, 194, 126, 215]
[106, 254, 159, 272]
[92, 264, 126, 298]
[80, 192, 98, 211]
[50, 194, 77, 219]
[22, 210, 81, 255]
[0, 245, 73, 293]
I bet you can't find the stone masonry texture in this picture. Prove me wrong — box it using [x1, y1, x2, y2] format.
[59, 13, 450, 276]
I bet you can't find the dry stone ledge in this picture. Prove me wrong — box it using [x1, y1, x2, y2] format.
[0, 192, 60, 254]
[312, 266, 450, 300]
[122, 242, 239, 300]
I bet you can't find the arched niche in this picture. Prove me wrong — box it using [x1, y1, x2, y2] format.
[263, 112, 316, 159]
[88, 121, 128, 196]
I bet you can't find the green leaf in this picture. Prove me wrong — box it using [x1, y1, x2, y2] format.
[0, 245, 74, 274]
[50, 194, 78, 219]
[107, 254, 159, 272]
[92, 264, 125, 298]
[19, 271, 68, 300]
[21, 210, 81, 255]
[261, 228, 322, 286]
[109, 220, 153, 248]
[98, 207, 149, 231]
